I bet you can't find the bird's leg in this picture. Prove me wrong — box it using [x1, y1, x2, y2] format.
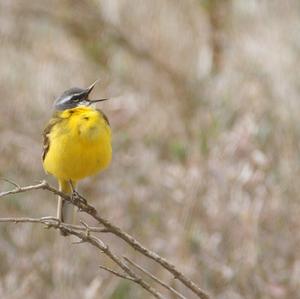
[69, 180, 87, 205]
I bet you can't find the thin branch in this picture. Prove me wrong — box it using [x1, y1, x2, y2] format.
[99, 265, 136, 282]
[0, 181, 46, 197]
[0, 216, 109, 233]
[124, 257, 187, 299]
[1, 177, 21, 189]
[0, 180, 210, 299]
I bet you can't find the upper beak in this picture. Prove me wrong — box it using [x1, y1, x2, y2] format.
[85, 79, 100, 95]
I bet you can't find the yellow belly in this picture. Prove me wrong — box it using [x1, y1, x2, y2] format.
[43, 107, 112, 181]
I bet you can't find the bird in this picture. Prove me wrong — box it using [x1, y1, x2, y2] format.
[42, 81, 112, 231]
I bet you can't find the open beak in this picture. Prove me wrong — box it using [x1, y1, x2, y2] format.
[84, 79, 110, 105]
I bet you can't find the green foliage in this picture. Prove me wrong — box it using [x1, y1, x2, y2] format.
[198, 117, 220, 156]
[169, 140, 187, 162]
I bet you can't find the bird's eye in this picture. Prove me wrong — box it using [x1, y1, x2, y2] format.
[72, 97, 80, 103]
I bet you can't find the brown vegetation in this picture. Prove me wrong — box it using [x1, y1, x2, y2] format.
[0, 1, 299, 298]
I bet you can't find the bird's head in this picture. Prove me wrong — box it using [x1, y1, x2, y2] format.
[54, 80, 108, 111]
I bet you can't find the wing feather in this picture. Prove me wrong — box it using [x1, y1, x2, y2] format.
[42, 113, 63, 161]
[96, 108, 110, 126]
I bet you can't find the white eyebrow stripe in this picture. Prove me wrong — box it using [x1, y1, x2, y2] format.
[72, 92, 83, 97]
[63, 92, 82, 101]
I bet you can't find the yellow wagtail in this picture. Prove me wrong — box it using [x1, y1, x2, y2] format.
[42, 81, 112, 228]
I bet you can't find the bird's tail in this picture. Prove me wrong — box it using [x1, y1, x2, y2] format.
[57, 179, 76, 235]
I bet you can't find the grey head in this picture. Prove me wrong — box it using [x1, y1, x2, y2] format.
[54, 81, 109, 111]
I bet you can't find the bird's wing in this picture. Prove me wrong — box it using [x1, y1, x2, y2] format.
[96, 108, 110, 126]
[42, 113, 63, 161]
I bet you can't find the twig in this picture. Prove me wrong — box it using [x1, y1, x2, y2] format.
[99, 265, 136, 282]
[0, 181, 46, 197]
[0, 216, 109, 233]
[1, 177, 21, 189]
[124, 257, 187, 299]
[0, 180, 210, 299]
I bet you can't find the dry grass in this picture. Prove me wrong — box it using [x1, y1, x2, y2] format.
[0, 1, 300, 298]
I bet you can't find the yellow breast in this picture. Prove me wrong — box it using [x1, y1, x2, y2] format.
[43, 106, 112, 181]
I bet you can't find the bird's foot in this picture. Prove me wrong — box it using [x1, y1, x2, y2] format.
[71, 190, 88, 206]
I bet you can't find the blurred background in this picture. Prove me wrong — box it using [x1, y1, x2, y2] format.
[0, 1, 300, 298]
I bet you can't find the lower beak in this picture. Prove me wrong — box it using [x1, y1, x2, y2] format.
[87, 98, 109, 105]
